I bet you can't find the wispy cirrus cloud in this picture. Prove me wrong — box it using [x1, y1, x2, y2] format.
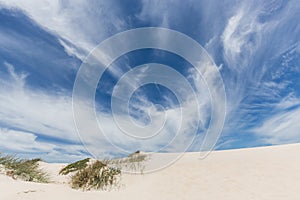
[0, 62, 91, 162]
[253, 105, 300, 145]
[218, 1, 300, 141]
[0, 0, 127, 60]
[0, 61, 211, 160]
[137, 1, 300, 146]
[0, 0, 299, 161]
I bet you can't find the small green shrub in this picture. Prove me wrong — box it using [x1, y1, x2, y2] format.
[0, 154, 49, 183]
[59, 158, 90, 175]
[70, 160, 121, 191]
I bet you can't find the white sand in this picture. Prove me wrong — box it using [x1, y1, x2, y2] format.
[1, 143, 300, 200]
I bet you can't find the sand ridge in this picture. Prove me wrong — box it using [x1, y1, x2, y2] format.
[0, 144, 300, 200]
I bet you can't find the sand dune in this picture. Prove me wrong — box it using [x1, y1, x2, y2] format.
[1, 143, 300, 200]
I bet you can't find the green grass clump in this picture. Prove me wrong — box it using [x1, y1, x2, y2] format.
[0, 154, 49, 183]
[70, 160, 121, 191]
[59, 158, 90, 175]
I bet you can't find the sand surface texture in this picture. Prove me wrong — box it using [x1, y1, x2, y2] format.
[1, 144, 299, 200]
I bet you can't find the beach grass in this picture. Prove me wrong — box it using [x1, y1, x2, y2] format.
[61, 151, 148, 190]
[0, 153, 49, 183]
[107, 151, 148, 174]
[59, 158, 90, 175]
[70, 160, 121, 191]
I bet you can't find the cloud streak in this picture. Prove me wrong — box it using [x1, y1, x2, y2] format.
[0, 62, 88, 162]
[0, 0, 127, 60]
[0, 0, 299, 161]
[253, 105, 300, 145]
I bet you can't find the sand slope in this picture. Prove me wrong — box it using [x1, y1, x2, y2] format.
[1, 144, 300, 200]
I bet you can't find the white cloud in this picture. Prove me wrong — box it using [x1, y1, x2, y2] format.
[0, 0, 299, 158]
[0, 63, 88, 161]
[219, 1, 300, 137]
[0, 128, 53, 153]
[253, 106, 300, 145]
[0, 0, 126, 60]
[0, 70, 77, 141]
[0, 62, 212, 160]
[58, 38, 86, 61]
[76, 67, 213, 157]
[137, 0, 171, 27]
[222, 10, 245, 59]
[275, 94, 300, 110]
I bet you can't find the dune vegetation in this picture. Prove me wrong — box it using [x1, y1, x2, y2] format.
[59, 151, 148, 191]
[0, 153, 49, 183]
[70, 160, 121, 190]
[0, 151, 148, 191]
[59, 158, 90, 175]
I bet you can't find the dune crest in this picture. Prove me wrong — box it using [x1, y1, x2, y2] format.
[1, 144, 300, 200]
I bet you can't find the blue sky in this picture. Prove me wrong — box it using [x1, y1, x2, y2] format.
[0, 0, 299, 162]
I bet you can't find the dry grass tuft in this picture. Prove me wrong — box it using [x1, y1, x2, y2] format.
[70, 160, 121, 191]
[108, 152, 149, 174]
[60, 151, 148, 191]
[0, 153, 49, 183]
